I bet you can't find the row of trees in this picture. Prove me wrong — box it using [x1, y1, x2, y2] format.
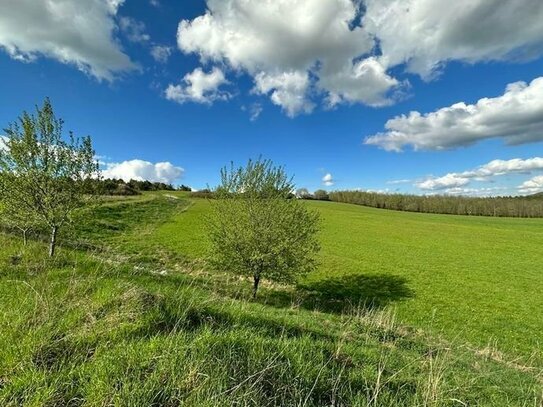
[85, 178, 191, 196]
[329, 190, 543, 218]
[295, 189, 330, 201]
[194, 188, 332, 202]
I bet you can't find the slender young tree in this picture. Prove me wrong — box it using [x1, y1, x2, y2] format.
[208, 158, 320, 298]
[0, 98, 99, 256]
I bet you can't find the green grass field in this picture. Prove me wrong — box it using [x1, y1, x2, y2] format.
[153, 195, 543, 364]
[1, 193, 542, 406]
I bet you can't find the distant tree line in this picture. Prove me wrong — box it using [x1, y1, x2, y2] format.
[295, 189, 330, 201]
[328, 190, 543, 218]
[191, 188, 333, 201]
[85, 178, 191, 196]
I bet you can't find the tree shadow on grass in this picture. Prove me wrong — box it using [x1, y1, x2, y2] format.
[129, 268, 414, 316]
[266, 273, 415, 314]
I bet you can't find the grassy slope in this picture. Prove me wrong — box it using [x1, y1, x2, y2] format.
[315, 201, 543, 362]
[0, 193, 542, 406]
[153, 197, 543, 366]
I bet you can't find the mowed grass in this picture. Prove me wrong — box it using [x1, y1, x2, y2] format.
[152, 197, 543, 366]
[1, 194, 542, 405]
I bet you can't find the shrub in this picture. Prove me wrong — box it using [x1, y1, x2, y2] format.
[313, 189, 330, 201]
[207, 158, 320, 298]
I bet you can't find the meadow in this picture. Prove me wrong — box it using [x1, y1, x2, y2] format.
[154, 194, 543, 363]
[0, 192, 542, 406]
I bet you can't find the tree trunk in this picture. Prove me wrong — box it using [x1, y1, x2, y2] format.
[49, 226, 58, 257]
[22, 229, 27, 246]
[252, 274, 260, 299]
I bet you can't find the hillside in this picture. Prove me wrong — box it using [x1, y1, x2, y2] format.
[527, 192, 543, 200]
[0, 193, 542, 406]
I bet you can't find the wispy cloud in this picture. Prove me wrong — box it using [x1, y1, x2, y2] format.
[165, 67, 230, 105]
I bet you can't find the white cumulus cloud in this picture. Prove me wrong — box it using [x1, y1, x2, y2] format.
[417, 174, 470, 191]
[176, 0, 401, 114]
[518, 176, 543, 195]
[253, 71, 313, 117]
[173, 0, 543, 116]
[364, 0, 543, 78]
[462, 157, 543, 179]
[319, 57, 401, 107]
[0, 0, 136, 81]
[322, 173, 335, 187]
[165, 67, 230, 104]
[102, 160, 184, 184]
[365, 77, 543, 151]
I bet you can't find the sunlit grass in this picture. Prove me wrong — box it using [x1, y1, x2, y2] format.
[1, 194, 542, 405]
[154, 197, 543, 366]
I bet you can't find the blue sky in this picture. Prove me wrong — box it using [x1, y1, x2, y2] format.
[1, 0, 543, 194]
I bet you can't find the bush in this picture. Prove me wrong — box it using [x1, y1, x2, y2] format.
[207, 158, 320, 298]
[313, 190, 330, 201]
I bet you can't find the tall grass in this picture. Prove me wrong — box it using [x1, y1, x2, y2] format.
[1, 239, 541, 406]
